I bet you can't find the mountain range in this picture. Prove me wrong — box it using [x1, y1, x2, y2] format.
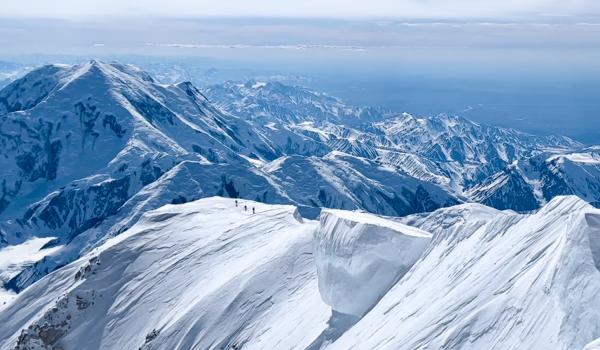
[0, 60, 599, 349]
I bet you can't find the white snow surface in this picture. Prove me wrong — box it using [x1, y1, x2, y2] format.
[314, 209, 431, 317]
[2, 196, 600, 349]
[0, 237, 62, 309]
[0, 198, 330, 350]
[330, 196, 600, 350]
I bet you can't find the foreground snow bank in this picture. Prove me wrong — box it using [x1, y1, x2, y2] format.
[331, 196, 600, 350]
[0, 197, 329, 350]
[314, 209, 431, 317]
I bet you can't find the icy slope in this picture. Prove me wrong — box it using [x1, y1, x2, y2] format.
[315, 209, 431, 317]
[331, 196, 600, 350]
[0, 198, 330, 350]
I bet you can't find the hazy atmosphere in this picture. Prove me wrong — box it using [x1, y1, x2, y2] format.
[2, 3, 599, 142]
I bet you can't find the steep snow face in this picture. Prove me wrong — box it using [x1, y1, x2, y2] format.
[331, 196, 600, 350]
[315, 209, 431, 317]
[0, 198, 330, 350]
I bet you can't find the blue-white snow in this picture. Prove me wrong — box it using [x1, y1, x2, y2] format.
[1, 196, 600, 349]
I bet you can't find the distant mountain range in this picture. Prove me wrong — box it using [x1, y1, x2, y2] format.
[0, 60, 598, 297]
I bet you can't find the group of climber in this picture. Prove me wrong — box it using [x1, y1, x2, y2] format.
[235, 199, 255, 214]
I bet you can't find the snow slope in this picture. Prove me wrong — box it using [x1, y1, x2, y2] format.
[2, 196, 600, 349]
[315, 209, 430, 317]
[0, 197, 330, 350]
[331, 196, 600, 350]
[0, 237, 61, 309]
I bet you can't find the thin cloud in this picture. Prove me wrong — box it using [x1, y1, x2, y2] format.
[1, 0, 599, 19]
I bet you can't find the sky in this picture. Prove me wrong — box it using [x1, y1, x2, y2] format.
[0, 1, 599, 143]
[1, 0, 600, 19]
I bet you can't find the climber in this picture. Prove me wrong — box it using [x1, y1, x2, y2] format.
[235, 199, 238, 207]
[244, 205, 247, 212]
[252, 207, 255, 214]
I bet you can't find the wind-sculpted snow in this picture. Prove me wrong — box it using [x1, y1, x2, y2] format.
[0, 198, 331, 350]
[2, 197, 600, 349]
[314, 209, 431, 317]
[330, 196, 600, 350]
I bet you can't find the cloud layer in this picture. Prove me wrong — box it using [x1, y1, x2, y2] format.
[1, 0, 599, 19]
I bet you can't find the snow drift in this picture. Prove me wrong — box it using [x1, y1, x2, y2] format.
[314, 209, 431, 317]
[0, 198, 330, 350]
[331, 196, 600, 350]
[2, 196, 600, 349]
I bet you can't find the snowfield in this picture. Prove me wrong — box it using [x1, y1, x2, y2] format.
[331, 196, 600, 350]
[1, 196, 599, 349]
[0, 198, 330, 350]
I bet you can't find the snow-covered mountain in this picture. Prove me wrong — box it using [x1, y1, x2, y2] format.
[0, 198, 331, 349]
[334, 195, 600, 349]
[0, 60, 286, 242]
[203, 80, 583, 194]
[467, 147, 600, 210]
[2, 61, 600, 349]
[2, 196, 599, 349]
[204, 80, 389, 125]
[0, 61, 458, 292]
